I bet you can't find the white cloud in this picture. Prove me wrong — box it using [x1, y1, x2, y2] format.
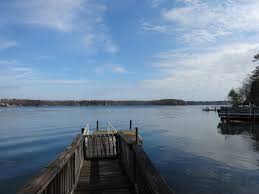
[0, 58, 90, 95]
[112, 66, 126, 73]
[2, 0, 118, 54]
[0, 61, 32, 94]
[0, 60, 32, 79]
[148, 0, 165, 8]
[0, 40, 18, 51]
[105, 41, 119, 54]
[94, 64, 128, 74]
[0, 60, 17, 66]
[140, 21, 173, 33]
[142, 0, 259, 44]
[144, 43, 259, 100]
[30, 79, 89, 86]
[14, 0, 85, 32]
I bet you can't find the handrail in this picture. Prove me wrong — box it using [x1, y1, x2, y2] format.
[138, 134, 143, 145]
[83, 123, 90, 135]
[133, 145, 173, 194]
[107, 122, 117, 133]
[117, 133, 173, 194]
[18, 134, 84, 194]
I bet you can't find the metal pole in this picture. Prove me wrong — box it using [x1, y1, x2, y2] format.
[130, 120, 132, 130]
[135, 127, 138, 144]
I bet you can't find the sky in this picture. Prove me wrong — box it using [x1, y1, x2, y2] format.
[0, 0, 259, 100]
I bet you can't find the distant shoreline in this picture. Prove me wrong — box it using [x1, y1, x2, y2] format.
[0, 99, 228, 107]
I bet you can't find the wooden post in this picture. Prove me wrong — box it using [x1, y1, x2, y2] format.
[253, 108, 255, 122]
[81, 128, 86, 160]
[115, 134, 120, 158]
[135, 127, 138, 145]
[96, 121, 99, 131]
[130, 120, 132, 130]
[81, 128, 85, 134]
[226, 108, 229, 122]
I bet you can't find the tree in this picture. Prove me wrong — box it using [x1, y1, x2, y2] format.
[227, 53, 259, 106]
[238, 75, 252, 103]
[250, 80, 259, 105]
[228, 89, 242, 106]
[250, 66, 259, 81]
[249, 53, 259, 105]
[254, 53, 259, 62]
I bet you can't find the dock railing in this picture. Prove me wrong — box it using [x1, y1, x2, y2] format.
[107, 122, 118, 133]
[18, 134, 84, 194]
[117, 129, 173, 194]
[218, 107, 259, 121]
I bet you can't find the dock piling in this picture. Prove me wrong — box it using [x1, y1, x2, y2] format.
[81, 128, 85, 134]
[135, 127, 138, 144]
[96, 120, 99, 131]
[130, 120, 132, 130]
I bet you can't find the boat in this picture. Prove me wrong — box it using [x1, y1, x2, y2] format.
[202, 107, 217, 112]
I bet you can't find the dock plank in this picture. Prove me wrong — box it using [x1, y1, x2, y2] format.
[74, 159, 135, 194]
[85, 134, 118, 159]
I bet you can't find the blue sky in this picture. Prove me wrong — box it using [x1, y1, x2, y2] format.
[0, 0, 259, 100]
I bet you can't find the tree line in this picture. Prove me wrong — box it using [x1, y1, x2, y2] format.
[0, 99, 227, 107]
[228, 53, 259, 106]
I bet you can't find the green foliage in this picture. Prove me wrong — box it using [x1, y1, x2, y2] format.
[254, 53, 259, 62]
[250, 78, 259, 105]
[228, 89, 242, 106]
[227, 53, 259, 106]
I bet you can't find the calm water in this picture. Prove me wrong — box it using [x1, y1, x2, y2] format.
[1, 106, 259, 194]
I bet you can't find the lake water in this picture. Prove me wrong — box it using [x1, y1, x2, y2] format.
[1, 106, 259, 194]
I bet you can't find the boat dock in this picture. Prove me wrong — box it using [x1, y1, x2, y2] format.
[18, 121, 173, 194]
[202, 107, 217, 112]
[218, 107, 259, 121]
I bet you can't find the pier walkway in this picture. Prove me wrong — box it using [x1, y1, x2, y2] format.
[18, 121, 173, 194]
[75, 159, 134, 194]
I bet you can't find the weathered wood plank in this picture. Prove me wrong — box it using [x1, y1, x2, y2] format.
[74, 159, 135, 194]
[85, 134, 118, 159]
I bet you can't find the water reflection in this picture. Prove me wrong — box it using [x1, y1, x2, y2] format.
[217, 121, 259, 167]
[218, 122, 258, 135]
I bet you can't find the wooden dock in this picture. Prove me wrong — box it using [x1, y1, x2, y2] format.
[75, 159, 134, 194]
[218, 107, 259, 121]
[202, 107, 217, 112]
[18, 121, 173, 194]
